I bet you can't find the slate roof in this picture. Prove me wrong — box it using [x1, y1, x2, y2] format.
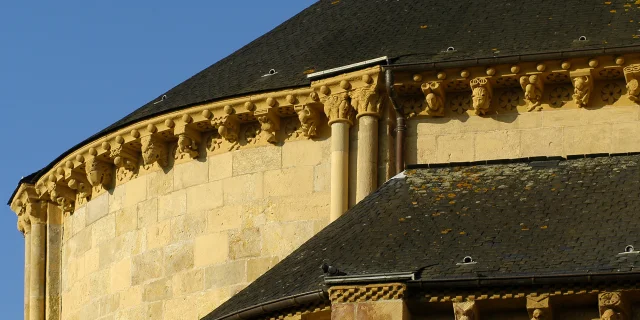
[204, 154, 640, 320]
[11, 0, 640, 199]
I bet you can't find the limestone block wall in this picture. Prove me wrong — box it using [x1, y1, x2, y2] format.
[406, 96, 640, 164]
[59, 139, 331, 320]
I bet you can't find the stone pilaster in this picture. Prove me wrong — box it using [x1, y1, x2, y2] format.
[45, 203, 62, 320]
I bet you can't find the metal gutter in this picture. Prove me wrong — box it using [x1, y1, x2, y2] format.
[382, 44, 640, 72]
[324, 272, 416, 285]
[385, 68, 406, 174]
[208, 290, 328, 320]
[409, 271, 640, 289]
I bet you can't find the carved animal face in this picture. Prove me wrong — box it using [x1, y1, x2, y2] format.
[472, 87, 490, 110]
[628, 79, 639, 96]
[601, 309, 620, 320]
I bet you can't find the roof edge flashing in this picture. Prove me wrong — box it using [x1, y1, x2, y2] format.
[307, 56, 388, 80]
[208, 290, 328, 320]
[324, 272, 416, 285]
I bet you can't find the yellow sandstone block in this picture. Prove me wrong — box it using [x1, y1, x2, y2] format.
[194, 232, 228, 268]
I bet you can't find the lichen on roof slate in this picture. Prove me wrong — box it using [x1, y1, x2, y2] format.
[204, 154, 640, 319]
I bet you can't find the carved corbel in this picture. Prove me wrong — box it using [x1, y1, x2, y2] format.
[321, 91, 355, 126]
[520, 75, 544, 111]
[254, 108, 281, 144]
[570, 71, 593, 108]
[66, 171, 92, 206]
[17, 214, 31, 236]
[351, 86, 382, 118]
[420, 81, 446, 116]
[470, 78, 493, 115]
[45, 177, 76, 212]
[623, 64, 640, 104]
[211, 106, 240, 144]
[527, 294, 552, 320]
[599, 292, 629, 320]
[292, 92, 322, 139]
[110, 137, 139, 182]
[453, 301, 477, 320]
[25, 199, 48, 225]
[174, 123, 201, 160]
[140, 135, 169, 169]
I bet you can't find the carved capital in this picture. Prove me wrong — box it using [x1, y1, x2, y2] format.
[175, 126, 201, 160]
[17, 214, 31, 235]
[453, 301, 478, 320]
[470, 78, 492, 115]
[110, 142, 139, 182]
[25, 199, 48, 224]
[322, 92, 355, 126]
[140, 135, 169, 169]
[351, 87, 381, 118]
[599, 292, 629, 320]
[421, 81, 446, 117]
[255, 109, 281, 144]
[570, 71, 593, 108]
[623, 64, 640, 104]
[85, 156, 113, 191]
[527, 294, 552, 320]
[520, 75, 544, 112]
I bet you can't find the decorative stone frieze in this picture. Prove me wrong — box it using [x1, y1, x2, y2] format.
[255, 108, 281, 144]
[599, 292, 629, 320]
[322, 92, 355, 126]
[66, 172, 92, 206]
[571, 71, 593, 108]
[328, 283, 406, 303]
[623, 64, 640, 103]
[470, 77, 492, 115]
[211, 105, 241, 145]
[293, 104, 321, 139]
[520, 75, 544, 111]
[420, 81, 446, 116]
[527, 294, 552, 320]
[453, 301, 478, 320]
[351, 86, 381, 118]
[140, 134, 169, 169]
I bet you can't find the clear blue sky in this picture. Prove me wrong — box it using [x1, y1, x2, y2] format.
[0, 1, 316, 317]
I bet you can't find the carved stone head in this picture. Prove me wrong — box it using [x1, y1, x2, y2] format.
[627, 79, 639, 97]
[470, 78, 492, 114]
[601, 309, 620, 320]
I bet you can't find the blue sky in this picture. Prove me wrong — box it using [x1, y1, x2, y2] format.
[0, 1, 316, 317]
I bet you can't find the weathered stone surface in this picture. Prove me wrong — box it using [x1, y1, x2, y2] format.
[147, 219, 171, 250]
[475, 130, 520, 161]
[170, 212, 206, 242]
[204, 260, 246, 289]
[123, 176, 147, 209]
[612, 122, 640, 153]
[147, 169, 174, 198]
[174, 160, 209, 190]
[314, 161, 331, 193]
[108, 185, 126, 214]
[194, 232, 229, 267]
[158, 190, 187, 221]
[520, 127, 563, 157]
[118, 286, 142, 309]
[262, 221, 314, 257]
[331, 303, 355, 320]
[229, 228, 261, 260]
[110, 258, 131, 294]
[282, 139, 327, 167]
[247, 256, 279, 282]
[72, 207, 86, 236]
[232, 146, 281, 175]
[186, 181, 223, 213]
[115, 207, 137, 236]
[172, 269, 204, 297]
[143, 277, 172, 302]
[264, 166, 314, 197]
[163, 241, 194, 276]
[132, 249, 163, 285]
[209, 152, 233, 181]
[223, 173, 262, 204]
[563, 124, 612, 155]
[207, 206, 243, 233]
[356, 300, 409, 320]
[91, 214, 116, 247]
[435, 133, 475, 163]
[137, 198, 158, 229]
[87, 193, 109, 226]
[406, 135, 436, 165]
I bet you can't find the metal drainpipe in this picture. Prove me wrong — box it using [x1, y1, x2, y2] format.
[385, 68, 405, 175]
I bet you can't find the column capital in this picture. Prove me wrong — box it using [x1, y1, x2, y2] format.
[322, 92, 355, 126]
[351, 86, 382, 119]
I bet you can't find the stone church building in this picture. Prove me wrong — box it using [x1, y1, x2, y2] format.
[9, 0, 640, 319]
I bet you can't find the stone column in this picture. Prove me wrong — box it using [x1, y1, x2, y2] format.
[46, 203, 62, 320]
[352, 87, 381, 203]
[323, 92, 356, 222]
[19, 215, 32, 320]
[329, 283, 409, 320]
[28, 201, 47, 320]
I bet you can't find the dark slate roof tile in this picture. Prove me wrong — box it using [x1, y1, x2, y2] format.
[204, 154, 640, 319]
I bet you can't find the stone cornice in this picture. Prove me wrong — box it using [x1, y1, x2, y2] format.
[8, 53, 640, 228]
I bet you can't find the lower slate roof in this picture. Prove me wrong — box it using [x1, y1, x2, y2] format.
[204, 154, 640, 320]
[12, 0, 640, 200]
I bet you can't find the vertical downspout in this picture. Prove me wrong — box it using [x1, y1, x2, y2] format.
[385, 69, 405, 174]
